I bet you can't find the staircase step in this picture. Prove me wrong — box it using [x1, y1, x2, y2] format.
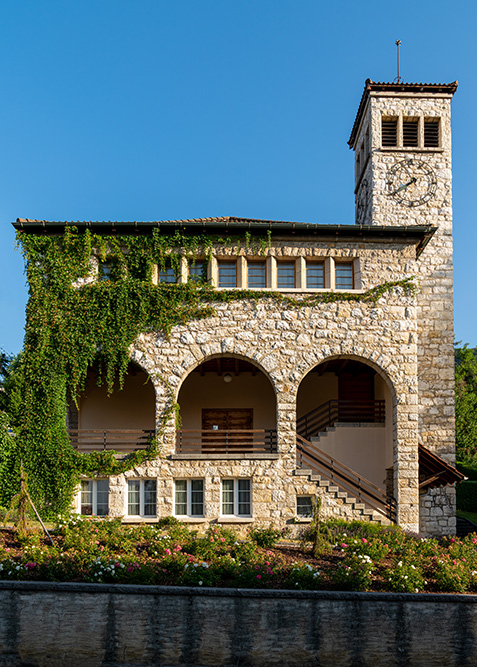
[353, 503, 365, 510]
[294, 469, 313, 476]
[337, 492, 348, 499]
[328, 486, 339, 493]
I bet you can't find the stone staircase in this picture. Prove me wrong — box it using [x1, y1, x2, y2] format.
[293, 467, 392, 525]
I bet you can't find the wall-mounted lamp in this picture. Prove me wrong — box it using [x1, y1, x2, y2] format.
[223, 373, 233, 383]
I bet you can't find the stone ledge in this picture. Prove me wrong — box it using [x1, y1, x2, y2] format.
[170, 454, 280, 460]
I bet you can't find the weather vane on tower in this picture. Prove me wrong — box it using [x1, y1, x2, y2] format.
[394, 40, 403, 83]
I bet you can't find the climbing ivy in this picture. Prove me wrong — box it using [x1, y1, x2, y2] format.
[2, 227, 416, 516]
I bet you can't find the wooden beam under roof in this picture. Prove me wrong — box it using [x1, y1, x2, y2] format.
[336, 360, 349, 375]
[317, 361, 329, 376]
[234, 359, 240, 376]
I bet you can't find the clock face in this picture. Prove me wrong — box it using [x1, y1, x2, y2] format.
[386, 158, 437, 207]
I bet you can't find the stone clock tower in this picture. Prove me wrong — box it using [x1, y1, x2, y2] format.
[349, 80, 459, 531]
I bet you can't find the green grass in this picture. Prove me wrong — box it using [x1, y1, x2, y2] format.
[456, 510, 477, 525]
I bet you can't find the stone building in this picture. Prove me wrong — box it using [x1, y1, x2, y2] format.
[14, 79, 463, 536]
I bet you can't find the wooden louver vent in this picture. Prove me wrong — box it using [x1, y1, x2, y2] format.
[424, 120, 440, 147]
[381, 119, 397, 147]
[402, 119, 418, 147]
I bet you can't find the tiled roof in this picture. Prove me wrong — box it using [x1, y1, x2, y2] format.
[348, 79, 458, 148]
[13, 217, 437, 257]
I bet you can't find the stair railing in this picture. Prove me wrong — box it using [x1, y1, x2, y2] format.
[296, 399, 385, 440]
[296, 433, 396, 522]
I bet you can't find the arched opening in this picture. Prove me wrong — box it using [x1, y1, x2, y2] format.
[68, 362, 156, 453]
[296, 357, 393, 489]
[176, 356, 277, 454]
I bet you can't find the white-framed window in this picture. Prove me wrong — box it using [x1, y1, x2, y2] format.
[127, 479, 157, 517]
[297, 496, 313, 518]
[221, 479, 251, 517]
[174, 479, 204, 517]
[335, 262, 354, 289]
[81, 479, 109, 516]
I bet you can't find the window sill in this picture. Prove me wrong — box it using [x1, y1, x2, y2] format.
[294, 517, 313, 523]
[171, 454, 279, 460]
[217, 517, 254, 524]
[175, 516, 208, 523]
[379, 146, 444, 153]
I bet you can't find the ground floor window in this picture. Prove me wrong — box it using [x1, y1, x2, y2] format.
[175, 479, 204, 517]
[222, 479, 251, 516]
[81, 479, 109, 516]
[297, 496, 313, 517]
[127, 479, 157, 517]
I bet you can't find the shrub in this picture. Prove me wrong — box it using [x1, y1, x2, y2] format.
[456, 481, 477, 512]
[384, 560, 426, 593]
[248, 526, 285, 549]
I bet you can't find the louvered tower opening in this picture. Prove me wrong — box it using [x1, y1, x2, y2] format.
[403, 119, 418, 147]
[424, 119, 440, 147]
[381, 118, 397, 147]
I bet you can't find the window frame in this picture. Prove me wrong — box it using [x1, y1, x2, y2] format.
[276, 261, 296, 289]
[127, 479, 157, 518]
[187, 259, 206, 283]
[80, 479, 109, 516]
[174, 479, 205, 517]
[218, 260, 238, 288]
[296, 496, 313, 518]
[334, 261, 355, 290]
[157, 265, 177, 284]
[221, 479, 252, 517]
[247, 260, 267, 288]
[305, 260, 325, 289]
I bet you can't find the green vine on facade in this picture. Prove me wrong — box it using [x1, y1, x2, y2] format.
[1, 227, 416, 516]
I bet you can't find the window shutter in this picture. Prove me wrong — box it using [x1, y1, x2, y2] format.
[381, 119, 397, 147]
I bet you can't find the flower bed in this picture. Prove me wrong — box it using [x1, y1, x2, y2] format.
[1, 516, 476, 594]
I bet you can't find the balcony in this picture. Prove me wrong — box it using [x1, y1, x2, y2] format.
[68, 429, 154, 453]
[175, 429, 278, 455]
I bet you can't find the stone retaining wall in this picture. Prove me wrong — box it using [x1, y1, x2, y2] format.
[0, 581, 476, 666]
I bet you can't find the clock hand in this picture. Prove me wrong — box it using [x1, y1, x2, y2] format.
[390, 177, 417, 196]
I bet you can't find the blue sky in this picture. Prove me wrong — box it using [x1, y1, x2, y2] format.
[0, 0, 476, 355]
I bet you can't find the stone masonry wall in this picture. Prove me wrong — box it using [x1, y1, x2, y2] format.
[1, 581, 477, 666]
[353, 91, 456, 535]
[88, 238, 424, 533]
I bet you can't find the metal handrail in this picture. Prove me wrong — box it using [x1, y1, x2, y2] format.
[296, 399, 385, 440]
[296, 433, 396, 522]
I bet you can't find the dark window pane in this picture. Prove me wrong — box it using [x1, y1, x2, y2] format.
[277, 262, 295, 288]
[96, 480, 109, 516]
[237, 479, 251, 515]
[297, 496, 313, 517]
[189, 261, 205, 282]
[190, 480, 204, 516]
[175, 480, 187, 515]
[335, 263, 354, 289]
[403, 120, 418, 147]
[128, 480, 140, 515]
[222, 479, 234, 514]
[144, 480, 157, 517]
[218, 262, 237, 287]
[424, 119, 439, 147]
[248, 262, 266, 288]
[306, 262, 324, 288]
[382, 118, 397, 147]
[158, 267, 176, 283]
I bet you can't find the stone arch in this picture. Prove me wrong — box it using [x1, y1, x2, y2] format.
[176, 353, 278, 435]
[296, 353, 397, 490]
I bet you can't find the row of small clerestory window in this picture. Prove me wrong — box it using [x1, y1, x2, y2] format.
[157, 257, 356, 291]
[80, 479, 313, 519]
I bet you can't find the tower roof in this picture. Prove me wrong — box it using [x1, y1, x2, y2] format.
[348, 79, 458, 148]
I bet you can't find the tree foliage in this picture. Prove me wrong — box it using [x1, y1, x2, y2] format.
[455, 345, 477, 466]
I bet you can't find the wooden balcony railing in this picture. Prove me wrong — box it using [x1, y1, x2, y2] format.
[176, 429, 278, 454]
[296, 399, 385, 441]
[68, 429, 154, 453]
